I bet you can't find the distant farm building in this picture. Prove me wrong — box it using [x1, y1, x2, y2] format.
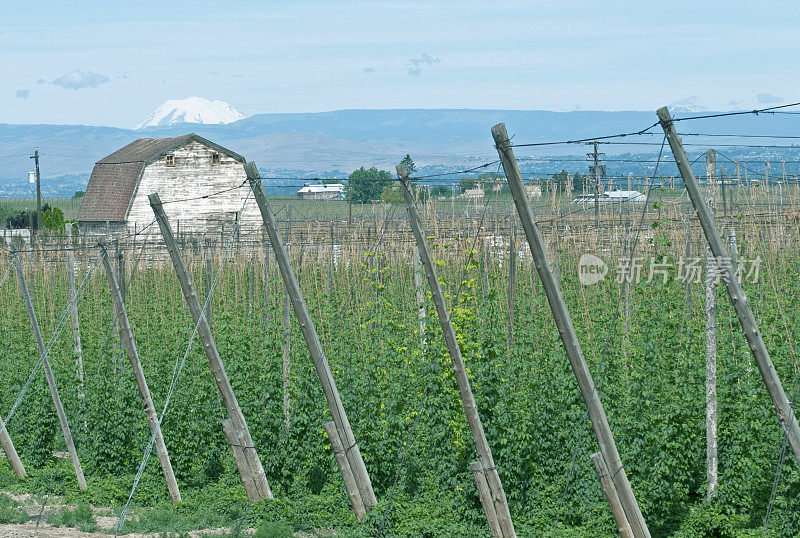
[461, 187, 485, 198]
[571, 190, 646, 206]
[297, 183, 345, 199]
[77, 134, 261, 237]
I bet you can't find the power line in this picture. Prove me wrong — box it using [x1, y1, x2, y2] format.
[668, 101, 800, 122]
[679, 132, 800, 140]
[508, 123, 660, 148]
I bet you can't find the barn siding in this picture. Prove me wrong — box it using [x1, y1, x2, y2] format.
[125, 141, 263, 239]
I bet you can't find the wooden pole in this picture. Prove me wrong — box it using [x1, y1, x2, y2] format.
[65, 224, 85, 407]
[148, 193, 272, 502]
[99, 240, 181, 503]
[507, 216, 516, 349]
[591, 452, 634, 538]
[397, 166, 517, 538]
[0, 417, 26, 479]
[245, 164, 376, 510]
[470, 461, 502, 538]
[704, 150, 718, 499]
[324, 421, 367, 521]
[657, 106, 800, 467]
[10, 248, 87, 490]
[492, 123, 649, 538]
[282, 214, 292, 430]
[412, 248, 426, 349]
[205, 253, 213, 326]
[729, 227, 738, 264]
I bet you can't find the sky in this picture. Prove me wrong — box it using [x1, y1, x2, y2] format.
[2, 0, 799, 128]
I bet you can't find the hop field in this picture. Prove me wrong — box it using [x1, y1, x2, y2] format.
[0, 197, 798, 537]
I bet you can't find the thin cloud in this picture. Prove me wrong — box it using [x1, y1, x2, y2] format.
[363, 67, 376, 74]
[756, 92, 783, 104]
[406, 53, 440, 76]
[52, 69, 110, 90]
[15, 89, 30, 99]
[36, 78, 45, 85]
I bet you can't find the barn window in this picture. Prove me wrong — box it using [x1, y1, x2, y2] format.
[165, 154, 175, 167]
[211, 152, 220, 164]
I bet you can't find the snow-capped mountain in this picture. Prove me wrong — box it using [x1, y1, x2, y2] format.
[135, 97, 245, 129]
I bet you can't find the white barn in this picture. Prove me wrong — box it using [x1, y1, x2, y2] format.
[78, 134, 262, 237]
[297, 183, 345, 199]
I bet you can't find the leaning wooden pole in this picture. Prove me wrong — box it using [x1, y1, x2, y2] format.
[99, 239, 181, 503]
[10, 248, 87, 491]
[492, 123, 649, 538]
[0, 412, 26, 478]
[245, 164, 376, 510]
[591, 452, 634, 538]
[397, 165, 517, 538]
[657, 106, 800, 467]
[149, 193, 272, 502]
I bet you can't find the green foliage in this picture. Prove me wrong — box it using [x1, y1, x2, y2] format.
[399, 154, 416, 175]
[380, 184, 403, 203]
[459, 176, 478, 193]
[0, 231, 797, 536]
[0, 493, 28, 524]
[548, 169, 589, 193]
[430, 185, 452, 197]
[47, 503, 98, 533]
[347, 167, 392, 203]
[73, 190, 85, 198]
[42, 205, 65, 229]
[673, 503, 745, 537]
[253, 520, 294, 538]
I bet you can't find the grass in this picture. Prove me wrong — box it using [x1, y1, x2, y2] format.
[0, 196, 82, 222]
[0, 493, 29, 524]
[47, 502, 98, 533]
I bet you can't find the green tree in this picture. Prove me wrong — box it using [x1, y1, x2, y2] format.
[41, 206, 65, 229]
[347, 167, 393, 203]
[73, 190, 85, 198]
[399, 154, 416, 175]
[380, 184, 403, 202]
[478, 172, 502, 192]
[459, 176, 478, 193]
[430, 185, 452, 198]
[547, 170, 588, 193]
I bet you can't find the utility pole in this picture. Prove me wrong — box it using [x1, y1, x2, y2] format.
[30, 149, 42, 234]
[589, 141, 603, 225]
[657, 106, 800, 468]
[493, 123, 649, 537]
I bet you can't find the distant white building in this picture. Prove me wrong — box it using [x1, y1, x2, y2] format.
[461, 187, 485, 198]
[571, 190, 646, 206]
[297, 183, 345, 199]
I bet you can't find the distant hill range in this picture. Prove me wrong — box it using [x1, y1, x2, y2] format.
[1, 109, 797, 196]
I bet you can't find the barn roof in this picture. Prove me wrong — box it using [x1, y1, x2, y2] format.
[78, 134, 245, 223]
[96, 134, 245, 165]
